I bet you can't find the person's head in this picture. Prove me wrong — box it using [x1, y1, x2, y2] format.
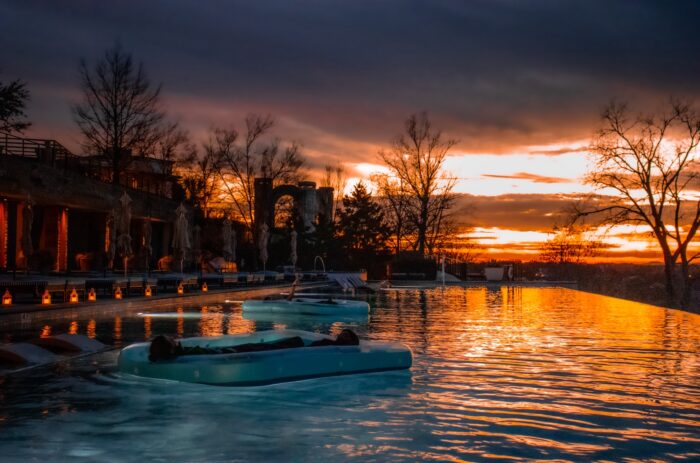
[149, 335, 178, 361]
[336, 329, 360, 346]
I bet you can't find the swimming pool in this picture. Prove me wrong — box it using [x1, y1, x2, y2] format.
[1, 287, 699, 462]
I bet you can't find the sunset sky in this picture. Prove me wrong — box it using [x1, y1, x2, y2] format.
[3, 0, 700, 262]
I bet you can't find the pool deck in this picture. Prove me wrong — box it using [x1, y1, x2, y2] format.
[0, 282, 331, 325]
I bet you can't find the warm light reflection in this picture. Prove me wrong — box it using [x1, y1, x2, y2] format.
[87, 319, 96, 339]
[176, 307, 184, 337]
[40, 325, 51, 338]
[198, 305, 224, 337]
[143, 315, 152, 339]
[68, 321, 78, 335]
[362, 287, 700, 460]
[113, 315, 122, 344]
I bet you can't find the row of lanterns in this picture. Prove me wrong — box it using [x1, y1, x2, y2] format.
[3, 281, 209, 306]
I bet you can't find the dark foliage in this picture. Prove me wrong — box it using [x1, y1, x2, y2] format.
[0, 74, 30, 133]
[336, 182, 391, 270]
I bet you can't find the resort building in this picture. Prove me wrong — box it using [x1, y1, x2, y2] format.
[0, 131, 183, 273]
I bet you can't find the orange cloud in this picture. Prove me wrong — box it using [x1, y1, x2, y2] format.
[481, 172, 574, 184]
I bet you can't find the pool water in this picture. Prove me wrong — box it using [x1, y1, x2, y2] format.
[0, 287, 699, 462]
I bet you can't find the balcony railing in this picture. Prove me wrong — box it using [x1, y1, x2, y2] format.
[0, 132, 178, 200]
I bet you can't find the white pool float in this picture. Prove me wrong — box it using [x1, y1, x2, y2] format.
[117, 329, 411, 386]
[242, 298, 370, 315]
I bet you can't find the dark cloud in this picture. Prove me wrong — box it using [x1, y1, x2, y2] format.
[453, 193, 579, 231]
[2, 0, 700, 158]
[481, 172, 573, 184]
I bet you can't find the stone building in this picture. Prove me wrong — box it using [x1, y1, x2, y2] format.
[254, 178, 333, 236]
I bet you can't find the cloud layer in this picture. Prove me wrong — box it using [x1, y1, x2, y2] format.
[3, 0, 700, 161]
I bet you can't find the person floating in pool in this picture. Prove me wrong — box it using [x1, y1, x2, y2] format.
[149, 329, 360, 361]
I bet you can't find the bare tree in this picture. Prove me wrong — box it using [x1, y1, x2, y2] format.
[0, 73, 30, 133]
[138, 120, 190, 162]
[578, 100, 700, 307]
[539, 224, 602, 265]
[73, 45, 164, 184]
[371, 173, 414, 255]
[210, 115, 304, 232]
[321, 163, 347, 222]
[179, 144, 220, 218]
[379, 112, 457, 255]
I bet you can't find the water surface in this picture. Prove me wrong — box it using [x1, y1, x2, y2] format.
[0, 287, 699, 462]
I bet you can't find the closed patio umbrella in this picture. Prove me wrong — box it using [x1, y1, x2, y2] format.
[142, 219, 152, 272]
[290, 230, 298, 270]
[192, 224, 202, 272]
[230, 228, 237, 264]
[172, 203, 190, 274]
[106, 209, 117, 270]
[116, 192, 133, 277]
[222, 219, 235, 262]
[258, 223, 269, 272]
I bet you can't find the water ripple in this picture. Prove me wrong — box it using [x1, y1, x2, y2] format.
[0, 287, 698, 462]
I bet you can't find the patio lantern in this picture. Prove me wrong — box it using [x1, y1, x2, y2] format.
[41, 289, 51, 305]
[2, 289, 11, 306]
[201, 282, 208, 292]
[69, 288, 79, 304]
[177, 283, 184, 295]
[144, 285, 152, 297]
[114, 287, 123, 300]
[87, 288, 97, 302]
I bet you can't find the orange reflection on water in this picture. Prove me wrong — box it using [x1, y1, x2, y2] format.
[143, 316, 151, 339]
[113, 315, 122, 345]
[40, 325, 51, 338]
[199, 305, 224, 337]
[365, 286, 700, 461]
[176, 307, 184, 337]
[86, 319, 96, 339]
[68, 321, 78, 335]
[226, 315, 254, 335]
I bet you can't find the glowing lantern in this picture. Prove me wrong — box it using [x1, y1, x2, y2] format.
[177, 283, 184, 295]
[87, 288, 97, 302]
[144, 285, 152, 297]
[41, 289, 51, 305]
[114, 287, 123, 300]
[69, 288, 79, 303]
[2, 289, 11, 306]
[201, 282, 208, 292]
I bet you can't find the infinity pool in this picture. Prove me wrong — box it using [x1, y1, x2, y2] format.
[1, 287, 699, 462]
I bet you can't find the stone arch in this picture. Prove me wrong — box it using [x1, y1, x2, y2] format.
[253, 178, 333, 237]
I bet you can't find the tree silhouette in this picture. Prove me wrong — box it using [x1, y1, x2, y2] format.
[379, 112, 457, 255]
[336, 182, 390, 267]
[0, 73, 30, 133]
[578, 100, 700, 307]
[208, 115, 304, 232]
[73, 45, 164, 185]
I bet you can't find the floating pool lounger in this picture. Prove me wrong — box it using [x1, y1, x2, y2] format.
[30, 334, 106, 354]
[118, 329, 411, 386]
[242, 298, 370, 315]
[242, 311, 369, 325]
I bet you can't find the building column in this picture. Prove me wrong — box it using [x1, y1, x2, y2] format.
[0, 200, 6, 269]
